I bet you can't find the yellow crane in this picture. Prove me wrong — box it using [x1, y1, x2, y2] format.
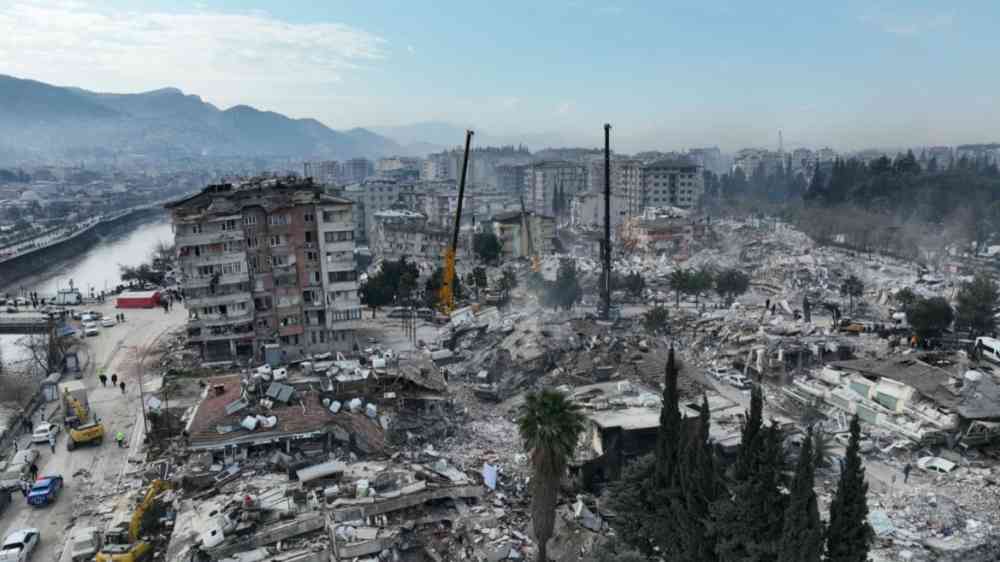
[437, 130, 474, 314]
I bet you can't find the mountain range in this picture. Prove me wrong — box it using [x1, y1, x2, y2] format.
[0, 74, 408, 162]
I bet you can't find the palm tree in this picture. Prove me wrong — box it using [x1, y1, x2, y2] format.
[518, 389, 586, 561]
[670, 268, 691, 308]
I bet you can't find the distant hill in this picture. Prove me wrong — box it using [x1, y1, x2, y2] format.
[370, 121, 572, 152]
[0, 74, 406, 161]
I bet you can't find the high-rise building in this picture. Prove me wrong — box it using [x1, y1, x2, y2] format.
[525, 161, 587, 217]
[343, 158, 375, 183]
[641, 158, 704, 210]
[586, 158, 643, 216]
[167, 177, 361, 362]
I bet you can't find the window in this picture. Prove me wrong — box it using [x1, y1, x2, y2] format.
[272, 255, 288, 267]
[246, 236, 258, 249]
[324, 231, 354, 243]
[190, 224, 203, 235]
[268, 213, 290, 226]
[322, 210, 351, 223]
[244, 215, 257, 225]
[305, 231, 315, 243]
[223, 241, 241, 253]
[221, 219, 238, 231]
[248, 256, 258, 271]
[327, 271, 357, 283]
[306, 251, 318, 262]
[304, 212, 315, 223]
[270, 235, 283, 247]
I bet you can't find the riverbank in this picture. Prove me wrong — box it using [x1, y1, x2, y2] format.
[0, 207, 168, 291]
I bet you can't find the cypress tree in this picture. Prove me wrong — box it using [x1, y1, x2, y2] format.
[777, 428, 824, 562]
[651, 347, 683, 557]
[734, 382, 763, 481]
[675, 394, 721, 562]
[826, 415, 874, 562]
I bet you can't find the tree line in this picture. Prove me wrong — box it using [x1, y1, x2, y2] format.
[517, 351, 873, 562]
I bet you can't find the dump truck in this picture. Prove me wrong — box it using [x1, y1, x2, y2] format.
[95, 480, 171, 562]
[60, 382, 105, 450]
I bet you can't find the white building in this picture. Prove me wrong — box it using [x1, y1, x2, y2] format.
[525, 161, 587, 217]
[641, 159, 703, 210]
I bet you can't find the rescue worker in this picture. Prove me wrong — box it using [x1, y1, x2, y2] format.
[116, 431, 126, 448]
[99, 373, 107, 387]
[119, 381, 126, 395]
[110, 373, 118, 386]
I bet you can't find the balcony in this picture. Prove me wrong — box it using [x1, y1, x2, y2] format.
[178, 252, 247, 268]
[187, 310, 253, 328]
[185, 291, 252, 308]
[184, 272, 249, 289]
[175, 229, 244, 247]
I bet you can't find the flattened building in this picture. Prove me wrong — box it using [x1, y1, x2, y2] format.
[167, 177, 362, 362]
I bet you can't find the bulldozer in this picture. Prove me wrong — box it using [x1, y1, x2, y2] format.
[95, 479, 171, 562]
[64, 393, 105, 451]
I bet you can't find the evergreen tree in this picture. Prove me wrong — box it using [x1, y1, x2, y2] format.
[777, 428, 824, 562]
[605, 455, 659, 555]
[734, 382, 763, 481]
[826, 415, 873, 562]
[675, 395, 721, 562]
[651, 347, 683, 558]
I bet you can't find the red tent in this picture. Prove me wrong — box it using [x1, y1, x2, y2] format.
[116, 290, 161, 309]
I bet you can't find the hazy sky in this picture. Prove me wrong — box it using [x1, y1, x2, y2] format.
[1, 0, 998, 152]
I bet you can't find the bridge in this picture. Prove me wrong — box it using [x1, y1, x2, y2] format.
[0, 313, 55, 335]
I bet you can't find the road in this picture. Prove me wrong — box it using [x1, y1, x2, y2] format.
[0, 302, 185, 562]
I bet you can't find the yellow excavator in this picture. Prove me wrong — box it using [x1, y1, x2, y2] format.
[64, 391, 105, 451]
[96, 479, 171, 562]
[438, 130, 474, 315]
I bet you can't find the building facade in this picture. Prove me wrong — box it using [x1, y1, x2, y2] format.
[641, 159, 704, 210]
[571, 192, 630, 233]
[168, 177, 361, 362]
[525, 161, 587, 217]
[491, 210, 556, 259]
[343, 158, 375, 183]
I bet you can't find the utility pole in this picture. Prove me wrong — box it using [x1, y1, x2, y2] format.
[601, 124, 612, 320]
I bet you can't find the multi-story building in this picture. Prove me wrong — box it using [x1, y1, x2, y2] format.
[687, 147, 725, 176]
[585, 158, 643, 216]
[168, 177, 361, 362]
[308, 161, 340, 185]
[524, 161, 587, 217]
[732, 148, 783, 177]
[421, 153, 455, 181]
[491, 210, 556, 259]
[370, 210, 457, 262]
[496, 164, 528, 194]
[343, 158, 374, 183]
[641, 158, 704, 210]
[338, 178, 416, 243]
[571, 192, 630, 233]
[376, 157, 421, 175]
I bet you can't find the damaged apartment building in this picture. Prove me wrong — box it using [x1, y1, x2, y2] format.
[167, 177, 362, 362]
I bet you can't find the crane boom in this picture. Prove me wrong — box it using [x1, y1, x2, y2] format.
[438, 130, 473, 314]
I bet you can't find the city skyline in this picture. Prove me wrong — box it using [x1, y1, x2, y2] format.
[1, 1, 998, 152]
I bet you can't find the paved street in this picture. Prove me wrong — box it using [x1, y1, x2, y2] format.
[0, 302, 185, 561]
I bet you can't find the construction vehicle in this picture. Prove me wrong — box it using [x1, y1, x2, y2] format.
[437, 130, 473, 315]
[59, 381, 89, 427]
[61, 385, 105, 450]
[95, 479, 171, 562]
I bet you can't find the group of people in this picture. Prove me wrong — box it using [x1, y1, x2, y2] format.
[97, 372, 127, 394]
[114, 312, 126, 323]
[16, 461, 40, 497]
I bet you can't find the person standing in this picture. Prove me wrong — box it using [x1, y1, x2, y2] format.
[903, 462, 913, 484]
[29, 462, 38, 481]
[48, 433, 56, 454]
[115, 431, 125, 448]
[111, 373, 118, 386]
[99, 374, 107, 387]
[119, 381, 126, 395]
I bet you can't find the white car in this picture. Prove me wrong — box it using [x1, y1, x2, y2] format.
[100, 317, 116, 328]
[723, 373, 751, 390]
[0, 528, 40, 562]
[31, 422, 60, 445]
[917, 456, 956, 474]
[83, 322, 99, 337]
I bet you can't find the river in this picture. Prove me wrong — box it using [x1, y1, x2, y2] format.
[1, 215, 174, 371]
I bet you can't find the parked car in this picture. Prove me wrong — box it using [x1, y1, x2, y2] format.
[27, 476, 63, 507]
[723, 373, 751, 390]
[834, 432, 876, 453]
[917, 456, 956, 474]
[0, 528, 39, 561]
[31, 423, 60, 445]
[83, 323, 99, 337]
[100, 317, 116, 328]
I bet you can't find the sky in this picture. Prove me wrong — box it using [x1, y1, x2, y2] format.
[1, 0, 998, 152]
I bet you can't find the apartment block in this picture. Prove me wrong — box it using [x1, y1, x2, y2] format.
[167, 177, 361, 363]
[586, 158, 643, 216]
[343, 158, 375, 183]
[524, 161, 587, 217]
[641, 158, 704, 210]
